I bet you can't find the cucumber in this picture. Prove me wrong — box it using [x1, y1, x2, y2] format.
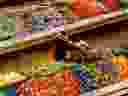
[0, 16, 16, 40]
[0, 37, 16, 48]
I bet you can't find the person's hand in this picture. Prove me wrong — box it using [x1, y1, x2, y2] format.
[71, 0, 96, 16]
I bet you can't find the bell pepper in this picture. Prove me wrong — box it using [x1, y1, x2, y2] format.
[71, 0, 96, 16]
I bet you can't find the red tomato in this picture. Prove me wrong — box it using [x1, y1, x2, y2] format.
[96, 8, 105, 16]
[72, 0, 96, 16]
[103, 0, 120, 11]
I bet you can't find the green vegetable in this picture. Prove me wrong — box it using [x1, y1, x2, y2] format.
[0, 16, 16, 40]
[82, 64, 96, 78]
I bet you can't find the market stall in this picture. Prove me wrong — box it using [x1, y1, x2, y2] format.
[0, 0, 128, 95]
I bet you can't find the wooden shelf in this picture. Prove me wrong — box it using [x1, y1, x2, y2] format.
[0, 26, 64, 55]
[65, 10, 128, 36]
[96, 80, 128, 96]
[0, 10, 128, 55]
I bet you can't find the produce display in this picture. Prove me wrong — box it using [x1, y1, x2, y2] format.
[0, 0, 124, 37]
[14, 64, 96, 95]
[0, 1, 88, 32]
[0, 48, 126, 95]
[0, 0, 128, 96]
[15, 64, 80, 96]
[0, 0, 127, 32]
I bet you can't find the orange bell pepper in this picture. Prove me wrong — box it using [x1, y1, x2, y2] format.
[72, 0, 96, 16]
[120, 63, 128, 80]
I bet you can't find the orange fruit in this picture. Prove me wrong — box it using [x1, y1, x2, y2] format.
[120, 63, 128, 80]
[112, 56, 118, 64]
[118, 55, 128, 64]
